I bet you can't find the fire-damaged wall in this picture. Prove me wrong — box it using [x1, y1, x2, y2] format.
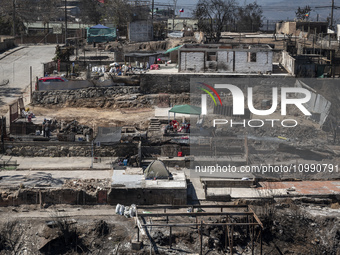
[107, 188, 186, 205]
[0, 187, 187, 206]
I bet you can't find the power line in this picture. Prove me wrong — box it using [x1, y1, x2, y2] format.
[315, 0, 340, 28]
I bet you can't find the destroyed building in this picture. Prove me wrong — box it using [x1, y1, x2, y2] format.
[178, 44, 273, 73]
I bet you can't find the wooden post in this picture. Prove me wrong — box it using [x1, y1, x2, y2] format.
[169, 226, 172, 248]
[137, 227, 140, 242]
[225, 225, 228, 251]
[39, 191, 42, 209]
[251, 217, 255, 255]
[230, 225, 233, 255]
[30, 66, 32, 102]
[200, 221, 203, 255]
[260, 228, 263, 255]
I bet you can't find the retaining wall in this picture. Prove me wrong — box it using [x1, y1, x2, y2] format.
[0, 38, 16, 52]
[0, 187, 187, 206]
[4, 142, 138, 157]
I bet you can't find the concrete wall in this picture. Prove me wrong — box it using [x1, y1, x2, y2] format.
[129, 20, 153, 42]
[139, 73, 277, 94]
[281, 50, 295, 75]
[180, 51, 205, 72]
[276, 22, 296, 35]
[180, 49, 273, 73]
[0, 186, 187, 207]
[167, 18, 198, 31]
[217, 51, 233, 72]
[0, 37, 15, 52]
[235, 51, 272, 73]
[38, 80, 94, 91]
[295, 80, 331, 126]
[108, 188, 187, 205]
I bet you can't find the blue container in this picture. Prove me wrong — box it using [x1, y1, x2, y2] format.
[123, 159, 128, 166]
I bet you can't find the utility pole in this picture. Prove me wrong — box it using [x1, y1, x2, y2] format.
[1, 116, 3, 154]
[331, 0, 334, 29]
[315, 0, 340, 30]
[151, 0, 154, 20]
[12, 0, 16, 36]
[172, 0, 178, 31]
[64, 0, 67, 44]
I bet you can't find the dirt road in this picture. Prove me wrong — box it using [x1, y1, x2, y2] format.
[27, 106, 154, 128]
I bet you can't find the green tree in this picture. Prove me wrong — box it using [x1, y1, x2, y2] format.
[193, 0, 237, 42]
[236, 2, 263, 32]
[296, 5, 311, 21]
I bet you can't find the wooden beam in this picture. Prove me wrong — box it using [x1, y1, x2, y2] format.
[248, 206, 264, 229]
[139, 212, 253, 217]
[137, 204, 248, 210]
[141, 222, 261, 227]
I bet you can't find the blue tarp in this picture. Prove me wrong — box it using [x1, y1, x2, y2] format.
[90, 24, 109, 29]
[87, 24, 116, 43]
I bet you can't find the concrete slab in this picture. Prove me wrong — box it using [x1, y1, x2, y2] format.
[112, 168, 187, 189]
[112, 169, 143, 188]
[259, 181, 340, 195]
[145, 172, 186, 189]
[0, 156, 114, 170]
[0, 170, 113, 188]
[208, 187, 288, 199]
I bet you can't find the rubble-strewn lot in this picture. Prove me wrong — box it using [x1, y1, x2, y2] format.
[0, 201, 339, 254]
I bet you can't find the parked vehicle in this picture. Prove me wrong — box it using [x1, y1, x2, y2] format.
[120, 126, 147, 142]
[39, 77, 68, 83]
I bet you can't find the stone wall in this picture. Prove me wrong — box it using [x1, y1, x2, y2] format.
[32, 85, 190, 108]
[5, 142, 138, 157]
[32, 86, 141, 107]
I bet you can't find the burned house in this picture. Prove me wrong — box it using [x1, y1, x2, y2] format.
[178, 44, 273, 73]
[276, 21, 328, 36]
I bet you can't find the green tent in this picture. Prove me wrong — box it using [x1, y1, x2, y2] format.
[144, 160, 171, 179]
[163, 45, 183, 54]
[169, 104, 201, 115]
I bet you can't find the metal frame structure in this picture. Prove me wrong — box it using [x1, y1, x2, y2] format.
[135, 204, 263, 255]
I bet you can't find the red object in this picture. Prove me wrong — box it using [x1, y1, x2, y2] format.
[150, 64, 160, 70]
[170, 120, 179, 130]
[39, 77, 68, 82]
[177, 151, 183, 157]
[179, 8, 184, 12]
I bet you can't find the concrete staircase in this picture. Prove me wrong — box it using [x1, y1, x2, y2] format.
[148, 118, 161, 132]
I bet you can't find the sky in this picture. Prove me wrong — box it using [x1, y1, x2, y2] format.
[154, 0, 339, 22]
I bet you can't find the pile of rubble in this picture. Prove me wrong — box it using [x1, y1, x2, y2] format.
[59, 120, 93, 135]
[63, 179, 110, 192]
